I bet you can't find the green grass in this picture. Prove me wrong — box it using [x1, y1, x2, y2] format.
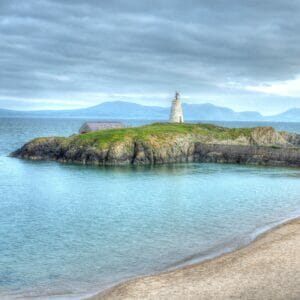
[70, 123, 254, 148]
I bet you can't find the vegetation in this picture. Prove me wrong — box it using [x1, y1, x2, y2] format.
[69, 123, 254, 148]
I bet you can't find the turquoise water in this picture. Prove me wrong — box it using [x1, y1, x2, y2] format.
[0, 118, 300, 299]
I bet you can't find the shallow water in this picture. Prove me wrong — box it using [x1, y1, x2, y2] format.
[0, 118, 299, 299]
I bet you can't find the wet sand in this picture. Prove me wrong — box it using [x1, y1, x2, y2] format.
[89, 218, 300, 300]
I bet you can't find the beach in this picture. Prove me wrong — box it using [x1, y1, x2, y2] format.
[90, 218, 300, 300]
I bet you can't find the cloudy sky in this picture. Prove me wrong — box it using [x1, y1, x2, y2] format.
[1, 0, 300, 114]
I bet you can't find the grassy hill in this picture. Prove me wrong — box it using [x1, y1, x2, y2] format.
[75, 123, 253, 148]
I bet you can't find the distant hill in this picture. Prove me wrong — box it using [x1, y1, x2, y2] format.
[0, 101, 299, 122]
[0, 102, 167, 119]
[267, 108, 300, 122]
[182, 103, 263, 121]
[78, 101, 167, 119]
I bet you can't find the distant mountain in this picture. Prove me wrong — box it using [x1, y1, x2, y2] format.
[182, 103, 263, 121]
[78, 101, 167, 119]
[0, 101, 299, 122]
[0, 102, 167, 119]
[267, 108, 300, 122]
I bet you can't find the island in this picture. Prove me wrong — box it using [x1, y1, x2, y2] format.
[11, 123, 300, 167]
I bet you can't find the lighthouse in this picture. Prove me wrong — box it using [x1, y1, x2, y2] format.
[169, 91, 184, 123]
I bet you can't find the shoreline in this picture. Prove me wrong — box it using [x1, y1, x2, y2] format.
[88, 216, 300, 300]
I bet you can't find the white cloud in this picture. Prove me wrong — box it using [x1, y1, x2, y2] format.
[245, 76, 300, 97]
[34, 72, 71, 82]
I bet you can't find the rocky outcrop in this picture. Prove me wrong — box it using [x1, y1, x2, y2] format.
[194, 144, 300, 167]
[11, 124, 300, 167]
[280, 132, 300, 147]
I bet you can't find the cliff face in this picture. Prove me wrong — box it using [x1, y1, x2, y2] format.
[11, 123, 300, 167]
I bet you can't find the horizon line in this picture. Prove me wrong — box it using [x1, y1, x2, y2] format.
[0, 100, 299, 117]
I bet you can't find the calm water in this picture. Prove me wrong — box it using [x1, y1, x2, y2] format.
[0, 118, 300, 299]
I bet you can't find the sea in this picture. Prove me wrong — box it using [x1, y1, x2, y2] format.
[0, 118, 300, 299]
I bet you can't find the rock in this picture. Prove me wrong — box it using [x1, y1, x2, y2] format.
[10, 123, 300, 167]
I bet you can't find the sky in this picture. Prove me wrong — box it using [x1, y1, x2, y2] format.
[1, 0, 300, 115]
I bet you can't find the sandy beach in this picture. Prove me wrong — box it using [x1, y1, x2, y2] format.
[90, 218, 300, 300]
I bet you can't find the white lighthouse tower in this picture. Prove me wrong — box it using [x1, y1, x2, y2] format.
[169, 91, 184, 123]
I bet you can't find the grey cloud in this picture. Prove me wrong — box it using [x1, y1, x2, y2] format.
[0, 0, 300, 110]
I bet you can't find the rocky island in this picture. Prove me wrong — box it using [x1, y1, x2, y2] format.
[11, 123, 300, 167]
